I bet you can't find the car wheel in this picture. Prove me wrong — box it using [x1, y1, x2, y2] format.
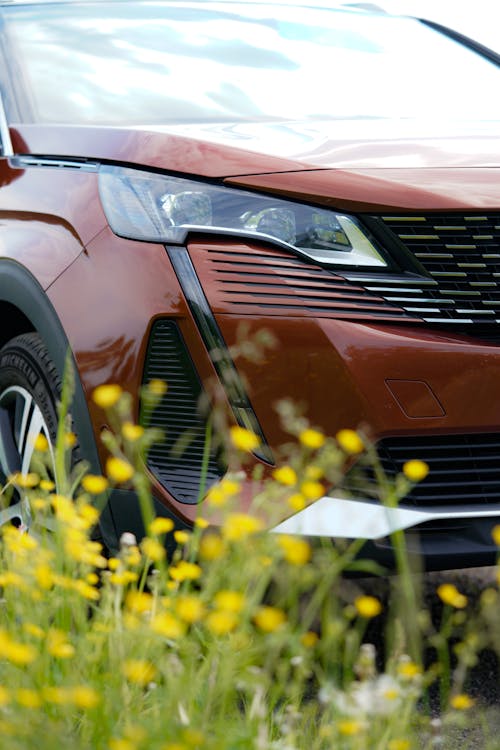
[0, 332, 62, 531]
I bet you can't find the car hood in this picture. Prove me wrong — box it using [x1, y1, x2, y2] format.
[11, 118, 500, 211]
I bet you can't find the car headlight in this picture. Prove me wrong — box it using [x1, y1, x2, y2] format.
[99, 165, 387, 268]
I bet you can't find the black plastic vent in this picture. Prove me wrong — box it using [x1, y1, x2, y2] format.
[141, 320, 224, 504]
[347, 433, 500, 506]
[379, 214, 500, 325]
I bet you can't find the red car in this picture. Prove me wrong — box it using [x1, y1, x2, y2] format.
[0, 0, 499, 568]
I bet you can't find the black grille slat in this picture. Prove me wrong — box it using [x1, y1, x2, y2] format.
[378, 214, 500, 325]
[141, 320, 224, 504]
[347, 433, 500, 506]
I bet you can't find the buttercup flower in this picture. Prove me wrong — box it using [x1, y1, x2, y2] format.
[199, 533, 225, 560]
[175, 595, 205, 623]
[354, 595, 382, 618]
[437, 583, 467, 609]
[229, 426, 260, 452]
[336, 429, 364, 455]
[403, 460, 429, 482]
[32, 434, 49, 452]
[81, 474, 109, 495]
[205, 610, 239, 635]
[151, 612, 186, 639]
[169, 561, 202, 582]
[122, 422, 145, 441]
[149, 517, 175, 535]
[122, 659, 157, 686]
[92, 384, 122, 409]
[141, 537, 166, 562]
[272, 465, 298, 486]
[278, 535, 312, 566]
[214, 590, 246, 613]
[492, 524, 500, 546]
[146, 379, 167, 396]
[450, 693, 474, 710]
[253, 606, 286, 633]
[222, 513, 264, 541]
[106, 457, 134, 483]
[299, 428, 325, 450]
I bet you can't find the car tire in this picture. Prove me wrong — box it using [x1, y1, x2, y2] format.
[0, 332, 62, 529]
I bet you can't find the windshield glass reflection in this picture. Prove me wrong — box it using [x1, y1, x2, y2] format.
[3, 2, 500, 124]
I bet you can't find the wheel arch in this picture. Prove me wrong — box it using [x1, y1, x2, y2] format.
[0, 259, 98, 453]
[0, 259, 119, 546]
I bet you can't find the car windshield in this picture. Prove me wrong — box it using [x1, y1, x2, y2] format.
[2, 0, 500, 125]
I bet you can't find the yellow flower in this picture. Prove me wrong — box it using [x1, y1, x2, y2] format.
[199, 533, 225, 560]
[222, 513, 264, 541]
[42, 687, 72, 705]
[301, 631, 319, 648]
[125, 591, 153, 614]
[206, 485, 227, 507]
[147, 379, 167, 396]
[229, 426, 260, 452]
[23, 623, 45, 640]
[492, 525, 500, 546]
[272, 466, 298, 487]
[287, 493, 307, 512]
[205, 610, 239, 635]
[388, 740, 411, 750]
[0, 631, 36, 665]
[194, 517, 209, 529]
[8, 472, 39, 488]
[39, 479, 55, 492]
[0, 687, 9, 707]
[337, 720, 363, 736]
[92, 384, 122, 409]
[175, 595, 205, 623]
[169, 561, 202, 582]
[397, 660, 422, 680]
[106, 457, 134, 484]
[65, 432, 77, 448]
[109, 739, 135, 750]
[253, 606, 286, 633]
[122, 659, 157, 686]
[46, 629, 75, 659]
[71, 686, 100, 709]
[450, 693, 474, 710]
[336, 428, 364, 455]
[437, 583, 468, 609]
[277, 535, 312, 566]
[15, 689, 42, 709]
[403, 460, 429, 482]
[300, 480, 324, 501]
[149, 517, 174, 535]
[141, 537, 166, 562]
[33, 434, 49, 452]
[151, 612, 186, 639]
[122, 422, 145, 441]
[220, 478, 241, 496]
[174, 530, 191, 545]
[81, 474, 109, 495]
[214, 590, 246, 613]
[299, 428, 325, 450]
[354, 595, 382, 618]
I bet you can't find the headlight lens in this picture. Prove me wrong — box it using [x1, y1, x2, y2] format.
[99, 166, 387, 268]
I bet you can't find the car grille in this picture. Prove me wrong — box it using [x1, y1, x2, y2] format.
[188, 240, 421, 322]
[141, 320, 224, 504]
[347, 433, 500, 506]
[378, 214, 500, 324]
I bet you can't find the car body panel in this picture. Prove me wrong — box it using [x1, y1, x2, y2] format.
[0, 157, 106, 287]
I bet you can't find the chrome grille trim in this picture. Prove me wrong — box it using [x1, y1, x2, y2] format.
[373, 215, 500, 325]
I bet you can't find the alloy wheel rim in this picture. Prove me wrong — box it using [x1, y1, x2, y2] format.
[0, 385, 56, 531]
